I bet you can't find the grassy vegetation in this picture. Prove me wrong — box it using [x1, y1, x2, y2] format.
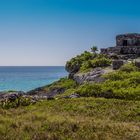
[43, 78, 77, 92]
[1, 98, 140, 140]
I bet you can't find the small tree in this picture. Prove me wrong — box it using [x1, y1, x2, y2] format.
[91, 46, 98, 54]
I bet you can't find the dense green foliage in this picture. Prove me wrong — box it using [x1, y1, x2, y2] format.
[1, 98, 140, 140]
[90, 55, 111, 68]
[66, 50, 112, 73]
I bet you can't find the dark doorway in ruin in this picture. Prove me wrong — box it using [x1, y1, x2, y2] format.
[123, 40, 128, 46]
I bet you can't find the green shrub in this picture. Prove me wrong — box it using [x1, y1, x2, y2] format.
[90, 57, 111, 68]
[80, 61, 92, 72]
[65, 51, 94, 73]
[103, 71, 129, 81]
[120, 63, 138, 72]
[76, 83, 102, 97]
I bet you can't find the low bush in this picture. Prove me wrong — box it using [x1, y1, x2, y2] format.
[90, 56, 112, 68]
[76, 83, 102, 97]
[120, 63, 139, 72]
[80, 61, 93, 72]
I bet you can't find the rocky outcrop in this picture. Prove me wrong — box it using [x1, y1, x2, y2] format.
[112, 60, 124, 70]
[27, 87, 65, 98]
[65, 62, 81, 79]
[73, 68, 105, 84]
[0, 91, 25, 100]
[63, 93, 80, 99]
[135, 61, 140, 68]
[0, 90, 58, 107]
[65, 63, 80, 74]
[0, 91, 39, 108]
[101, 46, 140, 58]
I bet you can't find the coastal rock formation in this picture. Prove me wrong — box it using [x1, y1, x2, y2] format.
[0, 91, 39, 108]
[65, 62, 80, 74]
[3, 33, 140, 101]
[26, 33, 140, 99]
[73, 68, 105, 84]
[0, 91, 25, 100]
[27, 87, 65, 98]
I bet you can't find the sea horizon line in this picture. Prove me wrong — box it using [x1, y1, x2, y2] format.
[0, 65, 65, 67]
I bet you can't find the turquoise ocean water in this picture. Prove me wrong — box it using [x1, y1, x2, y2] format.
[0, 66, 67, 92]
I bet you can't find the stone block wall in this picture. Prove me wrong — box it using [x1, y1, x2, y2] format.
[116, 33, 140, 46]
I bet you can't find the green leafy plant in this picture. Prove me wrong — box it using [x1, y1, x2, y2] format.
[91, 46, 98, 53]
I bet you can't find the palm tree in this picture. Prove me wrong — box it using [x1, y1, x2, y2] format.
[91, 46, 98, 53]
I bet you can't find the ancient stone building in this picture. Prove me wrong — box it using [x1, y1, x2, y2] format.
[101, 33, 140, 59]
[116, 33, 140, 47]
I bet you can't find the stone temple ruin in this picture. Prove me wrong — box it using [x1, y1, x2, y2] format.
[101, 33, 140, 59]
[116, 33, 140, 46]
[101, 33, 140, 69]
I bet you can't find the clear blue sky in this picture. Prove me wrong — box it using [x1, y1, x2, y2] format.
[0, 0, 140, 66]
